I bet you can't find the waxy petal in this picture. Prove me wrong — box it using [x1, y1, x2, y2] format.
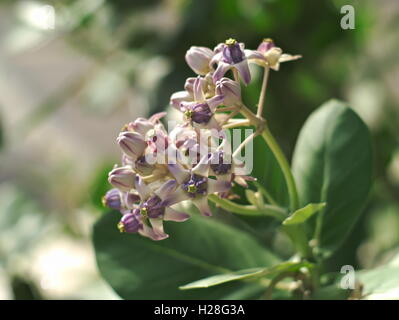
[234, 60, 251, 85]
[161, 187, 190, 207]
[213, 62, 231, 84]
[207, 179, 231, 194]
[193, 197, 212, 217]
[164, 207, 190, 222]
[155, 179, 178, 200]
[139, 224, 169, 241]
[135, 175, 152, 200]
[168, 163, 190, 184]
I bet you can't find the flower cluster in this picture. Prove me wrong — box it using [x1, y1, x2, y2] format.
[103, 38, 300, 240]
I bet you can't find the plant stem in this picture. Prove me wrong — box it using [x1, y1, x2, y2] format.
[208, 195, 286, 221]
[261, 127, 299, 212]
[257, 66, 270, 118]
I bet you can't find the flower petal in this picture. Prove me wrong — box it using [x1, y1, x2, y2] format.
[193, 197, 212, 217]
[139, 224, 169, 241]
[135, 175, 152, 200]
[207, 179, 231, 194]
[149, 218, 168, 237]
[167, 163, 190, 184]
[161, 187, 189, 207]
[212, 62, 231, 84]
[155, 179, 178, 200]
[164, 207, 190, 222]
[234, 60, 251, 85]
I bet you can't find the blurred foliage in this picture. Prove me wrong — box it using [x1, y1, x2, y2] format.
[0, 0, 398, 299]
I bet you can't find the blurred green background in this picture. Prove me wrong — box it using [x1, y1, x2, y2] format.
[0, 0, 398, 299]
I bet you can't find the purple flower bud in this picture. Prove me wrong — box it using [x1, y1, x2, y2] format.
[117, 131, 147, 160]
[185, 103, 213, 124]
[185, 46, 214, 75]
[216, 78, 241, 106]
[222, 39, 245, 64]
[102, 188, 122, 210]
[210, 151, 232, 175]
[257, 38, 275, 54]
[108, 166, 136, 192]
[118, 212, 142, 233]
[140, 195, 165, 219]
[182, 174, 208, 198]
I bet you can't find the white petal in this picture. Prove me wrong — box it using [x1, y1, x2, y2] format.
[135, 175, 152, 200]
[164, 207, 190, 222]
[161, 187, 189, 206]
[193, 197, 212, 217]
[167, 163, 190, 184]
[207, 179, 231, 194]
[155, 179, 178, 200]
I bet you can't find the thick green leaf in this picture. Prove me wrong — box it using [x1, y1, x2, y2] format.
[358, 266, 399, 300]
[179, 268, 266, 290]
[292, 99, 372, 257]
[282, 203, 326, 226]
[93, 210, 280, 300]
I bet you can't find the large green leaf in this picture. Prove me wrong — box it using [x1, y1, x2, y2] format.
[292, 100, 372, 257]
[93, 210, 280, 300]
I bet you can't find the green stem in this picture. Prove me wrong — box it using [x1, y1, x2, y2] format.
[261, 127, 299, 212]
[208, 195, 286, 221]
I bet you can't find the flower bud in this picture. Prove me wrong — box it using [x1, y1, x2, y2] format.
[102, 188, 122, 210]
[223, 39, 245, 64]
[117, 131, 147, 160]
[118, 211, 142, 233]
[185, 46, 214, 75]
[257, 38, 275, 54]
[185, 103, 213, 124]
[216, 78, 241, 106]
[108, 166, 136, 192]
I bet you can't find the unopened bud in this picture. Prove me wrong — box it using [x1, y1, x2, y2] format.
[216, 78, 241, 106]
[117, 131, 147, 160]
[108, 166, 136, 192]
[185, 46, 214, 75]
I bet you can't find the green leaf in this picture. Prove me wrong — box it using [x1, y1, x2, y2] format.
[358, 266, 399, 300]
[179, 268, 266, 290]
[292, 99, 372, 257]
[282, 203, 326, 226]
[93, 210, 280, 300]
[180, 261, 313, 290]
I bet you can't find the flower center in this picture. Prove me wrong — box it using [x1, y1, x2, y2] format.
[182, 174, 208, 198]
[117, 221, 126, 233]
[225, 38, 237, 46]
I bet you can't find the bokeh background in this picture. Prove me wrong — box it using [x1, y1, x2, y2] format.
[0, 0, 398, 299]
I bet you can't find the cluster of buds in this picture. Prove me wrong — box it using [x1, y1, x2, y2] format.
[103, 38, 300, 240]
